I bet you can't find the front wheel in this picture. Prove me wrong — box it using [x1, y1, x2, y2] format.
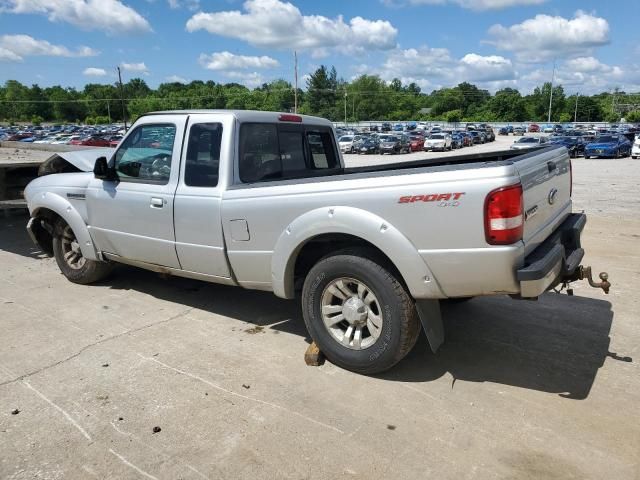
[302, 251, 421, 374]
[52, 220, 112, 284]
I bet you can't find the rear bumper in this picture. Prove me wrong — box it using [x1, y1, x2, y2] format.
[517, 213, 586, 297]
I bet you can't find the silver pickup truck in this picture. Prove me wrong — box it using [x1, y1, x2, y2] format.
[24, 110, 610, 374]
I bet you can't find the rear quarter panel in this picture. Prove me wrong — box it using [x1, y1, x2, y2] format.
[221, 163, 522, 299]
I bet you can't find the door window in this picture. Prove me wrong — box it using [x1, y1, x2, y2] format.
[185, 123, 223, 187]
[114, 124, 176, 184]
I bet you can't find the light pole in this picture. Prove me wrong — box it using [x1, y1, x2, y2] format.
[547, 60, 556, 123]
[574, 93, 579, 123]
[344, 90, 347, 127]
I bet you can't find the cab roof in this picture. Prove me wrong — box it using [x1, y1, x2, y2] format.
[143, 110, 333, 127]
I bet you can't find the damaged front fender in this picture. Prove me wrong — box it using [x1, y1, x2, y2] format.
[38, 148, 112, 176]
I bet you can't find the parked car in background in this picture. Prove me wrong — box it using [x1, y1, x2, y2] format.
[584, 135, 632, 158]
[379, 134, 409, 154]
[510, 136, 550, 150]
[380, 122, 392, 132]
[632, 136, 640, 159]
[357, 137, 380, 155]
[451, 133, 464, 149]
[498, 127, 509, 135]
[467, 131, 482, 144]
[108, 135, 123, 148]
[76, 135, 111, 147]
[459, 131, 473, 147]
[549, 136, 586, 158]
[408, 134, 424, 152]
[528, 124, 540, 133]
[513, 126, 526, 136]
[338, 135, 355, 153]
[424, 133, 452, 151]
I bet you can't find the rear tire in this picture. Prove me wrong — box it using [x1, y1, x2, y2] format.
[52, 219, 112, 284]
[301, 250, 421, 374]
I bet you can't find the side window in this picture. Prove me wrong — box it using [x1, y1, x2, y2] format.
[114, 124, 176, 184]
[185, 123, 222, 187]
[307, 131, 337, 169]
[239, 124, 281, 183]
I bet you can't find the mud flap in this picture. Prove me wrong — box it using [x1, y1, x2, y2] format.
[415, 299, 444, 353]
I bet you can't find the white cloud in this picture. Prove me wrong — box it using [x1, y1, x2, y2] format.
[0, 34, 98, 61]
[517, 58, 639, 94]
[167, 0, 199, 10]
[459, 53, 516, 82]
[83, 67, 107, 76]
[223, 71, 266, 88]
[383, 0, 546, 9]
[486, 11, 609, 62]
[165, 74, 188, 83]
[375, 47, 516, 90]
[1, 0, 152, 35]
[0, 47, 22, 61]
[198, 51, 279, 71]
[120, 62, 149, 74]
[186, 0, 397, 53]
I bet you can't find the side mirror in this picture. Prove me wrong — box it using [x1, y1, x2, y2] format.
[94, 156, 115, 181]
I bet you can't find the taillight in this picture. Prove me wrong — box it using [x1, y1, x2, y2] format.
[484, 184, 523, 245]
[278, 114, 302, 123]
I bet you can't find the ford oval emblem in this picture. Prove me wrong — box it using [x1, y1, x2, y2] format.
[548, 188, 558, 205]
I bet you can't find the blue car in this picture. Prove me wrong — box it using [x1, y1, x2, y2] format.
[584, 134, 632, 158]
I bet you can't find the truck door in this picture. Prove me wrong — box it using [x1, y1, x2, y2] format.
[173, 115, 232, 279]
[86, 115, 186, 268]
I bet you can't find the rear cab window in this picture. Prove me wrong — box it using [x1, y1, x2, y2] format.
[239, 123, 339, 184]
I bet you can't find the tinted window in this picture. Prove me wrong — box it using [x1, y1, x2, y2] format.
[239, 124, 280, 183]
[239, 124, 339, 183]
[114, 124, 176, 184]
[185, 123, 222, 187]
[308, 131, 338, 169]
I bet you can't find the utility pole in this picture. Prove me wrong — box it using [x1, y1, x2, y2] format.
[547, 60, 556, 123]
[117, 66, 127, 130]
[293, 51, 298, 114]
[574, 93, 579, 123]
[107, 101, 111, 124]
[344, 90, 347, 127]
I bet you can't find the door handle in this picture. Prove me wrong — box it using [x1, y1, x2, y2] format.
[150, 197, 164, 208]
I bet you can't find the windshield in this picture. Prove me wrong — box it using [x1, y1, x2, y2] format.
[429, 134, 444, 139]
[517, 137, 538, 143]
[338, 136, 353, 142]
[595, 135, 615, 143]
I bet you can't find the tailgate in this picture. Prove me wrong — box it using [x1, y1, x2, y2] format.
[513, 146, 572, 254]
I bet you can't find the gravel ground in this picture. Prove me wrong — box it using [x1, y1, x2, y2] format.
[0, 135, 639, 479]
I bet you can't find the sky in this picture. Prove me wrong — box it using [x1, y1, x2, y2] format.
[1, 0, 639, 95]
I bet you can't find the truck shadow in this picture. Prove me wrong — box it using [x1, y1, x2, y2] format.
[0, 216, 617, 400]
[381, 295, 616, 400]
[0, 213, 49, 259]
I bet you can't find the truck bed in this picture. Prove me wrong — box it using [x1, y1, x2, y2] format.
[343, 148, 547, 176]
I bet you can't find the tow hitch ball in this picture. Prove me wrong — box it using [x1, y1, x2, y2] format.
[566, 266, 611, 295]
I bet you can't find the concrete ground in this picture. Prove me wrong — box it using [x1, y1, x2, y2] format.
[0, 140, 639, 479]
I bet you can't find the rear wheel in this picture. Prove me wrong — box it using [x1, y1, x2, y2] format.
[52, 220, 112, 284]
[302, 251, 421, 374]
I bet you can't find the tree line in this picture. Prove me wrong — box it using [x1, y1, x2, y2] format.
[1, 65, 638, 125]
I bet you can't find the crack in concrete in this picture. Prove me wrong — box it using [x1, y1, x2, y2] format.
[0, 308, 193, 387]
